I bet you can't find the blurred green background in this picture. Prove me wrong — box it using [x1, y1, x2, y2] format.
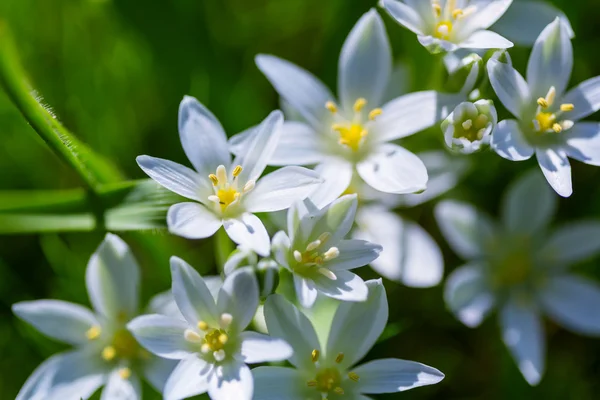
[1, 0, 599, 398]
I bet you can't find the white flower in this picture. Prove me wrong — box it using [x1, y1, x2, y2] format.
[127, 258, 293, 400]
[253, 280, 444, 399]
[436, 169, 600, 386]
[137, 96, 322, 255]
[13, 234, 178, 400]
[230, 9, 461, 197]
[382, 0, 513, 54]
[442, 100, 497, 153]
[487, 18, 600, 197]
[271, 195, 382, 308]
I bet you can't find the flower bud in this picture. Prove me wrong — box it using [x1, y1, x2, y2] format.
[446, 53, 484, 94]
[441, 100, 497, 154]
[256, 259, 280, 299]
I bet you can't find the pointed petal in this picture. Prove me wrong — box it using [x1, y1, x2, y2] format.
[163, 355, 210, 400]
[326, 239, 382, 271]
[239, 331, 293, 363]
[500, 301, 545, 386]
[561, 76, 600, 121]
[458, 30, 513, 50]
[245, 166, 321, 213]
[492, 119, 534, 161]
[178, 96, 231, 176]
[127, 314, 193, 359]
[100, 369, 141, 400]
[142, 355, 178, 392]
[271, 231, 291, 269]
[147, 290, 184, 320]
[217, 267, 259, 331]
[255, 55, 334, 129]
[85, 234, 140, 320]
[45, 349, 108, 400]
[12, 300, 97, 345]
[434, 200, 497, 259]
[208, 361, 253, 400]
[353, 358, 444, 393]
[16, 354, 62, 400]
[536, 148, 572, 197]
[167, 202, 222, 239]
[460, 0, 513, 33]
[357, 144, 428, 194]
[294, 275, 318, 308]
[487, 59, 530, 118]
[338, 9, 392, 110]
[224, 214, 271, 257]
[170, 256, 219, 326]
[298, 194, 358, 246]
[263, 294, 321, 369]
[540, 275, 600, 335]
[267, 122, 325, 166]
[502, 169, 557, 234]
[326, 279, 387, 368]
[136, 155, 208, 202]
[564, 122, 600, 166]
[252, 366, 309, 400]
[381, 0, 425, 35]
[307, 159, 353, 209]
[540, 221, 600, 266]
[444, 264, 495, 328]
[313, 270, 369, 303]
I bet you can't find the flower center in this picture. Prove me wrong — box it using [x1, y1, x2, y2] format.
[431, 0, 476, 41]
[325, 98, 383, 152]
[305, 350, 360, 396]
[183, 313, 234, 363]
[292, 232, 340, 280]
[531, 86, 575, 133]
[207, 165, 254, 212]
[454, 114, 489, 141]
[491, 240, 534, 289]
[434, 21, 453, 40]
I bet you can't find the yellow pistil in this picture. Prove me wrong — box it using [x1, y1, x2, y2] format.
[311, 349, 320, 363]
[348, 372, 360, 382]
[216, 187, 238, 208]
[118, 367, 131, 380]
[102, 346, 116, 361]
[434, 21, 453, 40]
[335, 124, 367, 152]
[203, 328, 229, 352]
[86, 325, 101, 340]
[534, 112, 557, 132]
[313, 368, 342, 393]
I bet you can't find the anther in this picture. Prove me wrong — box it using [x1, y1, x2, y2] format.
[214, 349, 226, 362]
[353, 98, 367, 112]
[311, 349, 320, 362]
[335, 353, 345, 363]
[561, 120, 574, 130]
[552, 123, 563, 133]
[537, 98, 549, 108]
[317, 232, 331, 243]
[318, 267, 337, 280]
[220, 313, 233, 328]
[201, 343, 211, 354]
[560, 103, 575, 112]
[368, 108, 383, 120]
[331, 123, 344, 132]
[218, 334, 228, 344]
[334, 387, 344, 395]
[209, 174, 219, 185]
[348, 372, 360, 382]
[323, 247, 340, 261]
[360, 129, 368, 138]
[545, 86, 556, 106]
[232, 165, 242, 177]
[475, 114, 488, 126]
[86, 325, 101, 340]
[293, 250, 303, 263]
[432, 3, 441, 16]
[307, 380, 318, 387]
[461, 119, 473, 130]
[452, 9, 463, 19]
[306, 240, 321, 252]
[118, 368, 131, 380]
[243, 180, 255, 193]
[102, 346, 116, 361]
[198, 321, 209, 331]
[325, 101, 338, 113]
[208, 195, 220, 203]
[184, 329, 203, 343]
[216, 165, 227, 184]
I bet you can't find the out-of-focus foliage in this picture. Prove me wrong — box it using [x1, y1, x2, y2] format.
[0, 0, 599, 399]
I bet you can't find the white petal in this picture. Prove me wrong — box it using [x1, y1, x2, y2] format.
[252, 366, 309, 400]
[357, 144, 428, 194]
[16, 354, 62, 400]
[267, 122, 325, 166]
[127, 314, 194, 359]
[460, 0, 513, 33]
[458, 30, 513, 50]
[223, 214, 271, 257]
[487, 59, 530, 118]
[245, 166, 321, 213]
[100, 369, 141, 400]
[271, 231, 291, 269]
[232, 110, 284, 184]
[178, 96, 231, 176]
[147, 290, 184, 320]
[326, 239, 382, 271]
[12, 300, 97, 345]
[527, 18, 573, 99]
[217, 267, 259, 331]
[326, 279, 387, 368]
[540, 275, 600, 335]
[207, 361, 253, 400]
[167, 202, 222, 239]
[170, 256, 219, 326]
[434, 200, 496, 259]
[353, 358, 444, 393]
[492, 119, 534, 161]
[136, 155, 208, 202]
[294, 275, 318, 308]
[307, 159, 353, 209]
[263, 294, 321, 370]
[502, 169, 557, 234]
[540, 221, 600, 266]
[255, 54, 333, 129]
[564, 122, 600, 166]
[296, 194, 358, 247]
[239, 331, 293, 363]
[561, 76, 600, 121]
[45, 349, 108, 400]
[500, 301, 545, 386]
[417, 35, 460, 53]
[163, 355, 210, 400]
[536, 148, 572, 197]
[85, 233, 140, 320]
[373, 91, 446, 142]
[338, 9, 391, 110]
[381, 0, 425, 35]
[313, 270, 369, 303]
[444, 264, 495, 328]
[492, 0, 574, 46]
[142, 355, 178, 392]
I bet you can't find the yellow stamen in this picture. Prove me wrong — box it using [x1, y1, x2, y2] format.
[432, 3, 441, 16]
[232, 165, 242, 177]
[311, 349, 320, 363]
[552, 123, 563, 133]
[218, 333, 228, 344]
[86, 325, 101, 340]
[545, 86, 556, 106]
[334, 387, 344, 395]
[537, 97, 549, 108]
[102, 346, 116, 361]
[560, 103, 575, 112]
[325, 101, 338, 113]
[220, 313, 233, 328]
[118, 367, 131, 380]
[534, 112, 556, 132]
[307, 380, 318, 387]
[368, 108, 383, 121]
[317, 232, 331, 244]
[184, 329, 203, 343]
[198, 321, 209, 331]
[353, 98, 367, 112]
[452, 8, 463, 19]
[208, 174, 218, 185]
[348, 372, 360, 382]
[335, 353, 344, 363]
[336, 124, 366, 152]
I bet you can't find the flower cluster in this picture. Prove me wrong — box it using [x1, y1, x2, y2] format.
[12, 1, 600, 399]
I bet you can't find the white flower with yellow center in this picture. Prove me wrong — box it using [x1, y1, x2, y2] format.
[436, 170, 600, 386]
[137, 96, 322, 256]
[272, 195, 382, 308]
[127, 258, 292, 400]
[253, 280, 444, 399]
[12, 234, 178, 400]
[441, 99, 497, 153]
[382, 0, 513, 54]
[488, 18, 600, 197]
[230, 9, 462, 196]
